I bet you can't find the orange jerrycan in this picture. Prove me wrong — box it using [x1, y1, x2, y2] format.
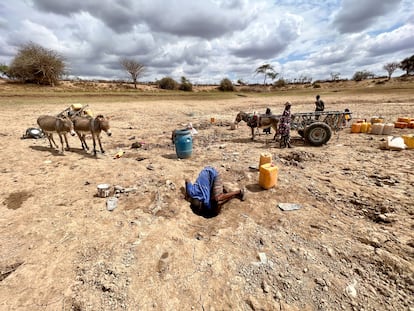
[259, 163, 278, 189]
[351, 122, 361, 133]
[259, 152, 272, 167]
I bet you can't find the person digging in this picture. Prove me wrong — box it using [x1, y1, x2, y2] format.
[184, 166, 246, 217]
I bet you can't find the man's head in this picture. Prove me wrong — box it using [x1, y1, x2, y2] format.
[189, 197, 204, 213]
[316, 95, 320, 100]
[285, 101, 291, 110]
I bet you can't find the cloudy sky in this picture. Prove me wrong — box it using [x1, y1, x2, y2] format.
[0, 0, 413, 84]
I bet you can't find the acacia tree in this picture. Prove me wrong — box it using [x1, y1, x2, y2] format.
[120, 58, 145, 89]
[352, 70, 375, 81]
[330, 72, 341, 81]
[8, 42, 65, 86]
[383, 62, 399, 80]
[399, 54, 414, 75]
[255, 64, 278, 85]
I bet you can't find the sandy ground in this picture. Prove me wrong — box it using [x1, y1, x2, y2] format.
[0, 92, 413, 311]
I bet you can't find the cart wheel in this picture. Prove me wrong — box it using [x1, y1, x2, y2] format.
[304, 122, 332, 146]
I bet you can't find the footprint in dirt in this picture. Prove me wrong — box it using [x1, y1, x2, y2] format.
[157, 252, 170, 276]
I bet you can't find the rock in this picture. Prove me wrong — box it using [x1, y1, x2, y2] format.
[131, 142, 142, 149]
[326, 247, 335, 257]
[258, 252, 267, 264]
[261, 280, 270, 293]
[346, 279, 357, 298]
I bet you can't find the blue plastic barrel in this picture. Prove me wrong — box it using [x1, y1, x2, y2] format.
[173, 129, 192, 159]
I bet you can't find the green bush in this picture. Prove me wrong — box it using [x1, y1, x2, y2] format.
[158, 77, 178, 90]
[273, 78, 286, 88]
[8, 42, 65, 86]
[218, 78, 234, 91]
[179, 77, 193, 91]
[179, 82, 192, 91]
[352, 70, 374, 81]
[312, 83, 321, 88]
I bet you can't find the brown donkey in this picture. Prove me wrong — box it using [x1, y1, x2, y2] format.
[72, 115, 112, 155]
[235, 111, 279, 140]
[37, 115, 76, 153]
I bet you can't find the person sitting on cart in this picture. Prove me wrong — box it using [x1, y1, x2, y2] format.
[184, 166, 246, 217]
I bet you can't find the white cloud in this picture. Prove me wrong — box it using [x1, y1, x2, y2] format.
[0, 0, 413, 82]
[366, 24, 414, 56]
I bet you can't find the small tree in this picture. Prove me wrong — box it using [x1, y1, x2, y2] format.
[120, 58, 145, 89]
[237, 79, 247, 86]
[0, 64, 8, 78]
[399, 54, 414, 75]
[254, 64, 278, 85]
[218, 78, 234, 91]
[297, 75, 312, 84]
[383, 62, 399, 80]
[330, 72, 341, 81]
[273, 78, 286, 88]
[179, 76, 193, 91]
[352, 70, 374, 81]
[157, 77, 178, 90]
[8, 42, 65, 86]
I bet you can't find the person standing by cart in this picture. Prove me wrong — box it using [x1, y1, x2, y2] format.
[263, 107, 272, 135]
[278, 102, 292, 148]
[315, 95, 324, 120]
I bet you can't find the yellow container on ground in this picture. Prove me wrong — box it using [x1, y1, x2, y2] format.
[259, 163, 278, 190]
[370, 117, 384, 124]
[259, 152, 272, 167]
[402, 135, 414, 149]
[360, 122, 369, 133]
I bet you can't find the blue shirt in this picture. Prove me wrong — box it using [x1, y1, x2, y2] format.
[186, 166, 218, 209]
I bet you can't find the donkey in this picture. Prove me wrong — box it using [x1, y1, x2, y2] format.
[72, 115, 112, 155]
[235, 111, 279, 140]
[37, 115, 76, 153]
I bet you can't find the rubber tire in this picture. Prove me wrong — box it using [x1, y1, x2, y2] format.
[304, 122, 332, 146]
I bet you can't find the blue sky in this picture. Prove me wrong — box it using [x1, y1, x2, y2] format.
[0, 0, 413, 84]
